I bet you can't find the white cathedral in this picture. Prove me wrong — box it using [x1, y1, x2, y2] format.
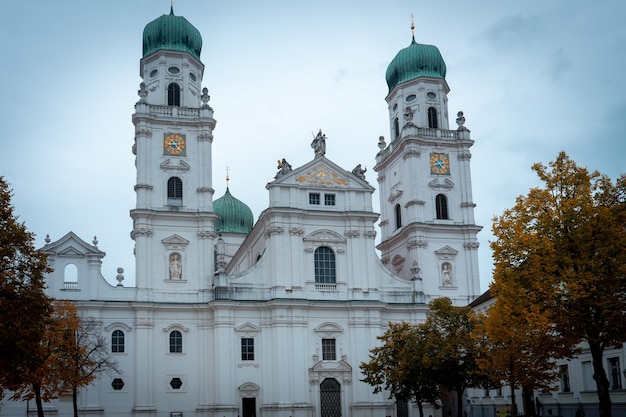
[5, 8, 483, 417]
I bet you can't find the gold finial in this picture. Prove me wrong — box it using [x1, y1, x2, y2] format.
[170, 0, 174, 14]
[410, 13, 415, 37]
[225, 166, 230, 188]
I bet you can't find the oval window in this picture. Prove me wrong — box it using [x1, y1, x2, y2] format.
[392, 103, 398, 111]
[427, 92, 437, 99]
[189, 72, 197, 82]
[149, 69, 158, 78]
[406, 94, 417, 102]
[168, 66, 180, 75]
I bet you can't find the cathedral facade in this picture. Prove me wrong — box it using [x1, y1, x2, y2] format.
[3, 8, 482, 417]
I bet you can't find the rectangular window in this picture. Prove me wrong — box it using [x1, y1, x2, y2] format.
[324, 194, 336, 206]
[608, 357, 622, 390]
[559, 364, 571, 392]
[322, 338, 336, 360]
[309, 193, 320, 205]
[582, 361, 594, 391]
[241, 338, 254, 361]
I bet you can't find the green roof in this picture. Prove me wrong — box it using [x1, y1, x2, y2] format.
[143, 8, 202, 61]
[386, 37, 446, 92]
[214, 188, 254, 234]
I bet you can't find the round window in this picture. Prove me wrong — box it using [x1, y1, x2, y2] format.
[149, 69, 158, 78]
[427, 92, 437, 99]
[168, 66, 180, 75]
[189, 72, 197, 82]
[406, 94, 417, 102]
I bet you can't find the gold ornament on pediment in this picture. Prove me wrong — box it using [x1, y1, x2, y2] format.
[295, 165, 348, 186]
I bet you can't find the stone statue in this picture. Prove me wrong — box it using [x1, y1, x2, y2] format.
[378, 136, 386, 150]
[276, 158, 293, 177]
[137, 82, 148, 103]
[456, 111, 468, 131]
[311, 129, 326, 156]
[442, 262, 452, 287]
[403, 106, 414, 124]
[169, 253, 182, 279]
[351, 164, 367, 180]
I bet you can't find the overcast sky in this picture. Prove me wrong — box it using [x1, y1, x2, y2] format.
[2, 1, 625, 292]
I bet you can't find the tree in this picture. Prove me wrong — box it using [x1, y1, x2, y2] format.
[0, 177, 53, 413]
[422, 298, 487, 417]
[360, 321, 441, 417]
[55, 300, 120, 417]
[361, 298, 486, 417]
[474, 294, 569, 416]
[491, 152, 626, 417]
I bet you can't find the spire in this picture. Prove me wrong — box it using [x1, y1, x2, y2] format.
[170, 0, 174, 15]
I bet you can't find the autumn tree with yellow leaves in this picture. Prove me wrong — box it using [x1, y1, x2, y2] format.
[490, 152, 626, 417]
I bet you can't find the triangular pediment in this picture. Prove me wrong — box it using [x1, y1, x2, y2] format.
[160, 158, 190, 172]
[41, 232, 105, 257]
[270, 156, 374, 191]
[235, 322, 261, 333]
[434, 245, 458, 258]
[161, 234, 190, 248]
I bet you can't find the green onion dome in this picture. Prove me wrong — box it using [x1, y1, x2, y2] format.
[214, 188, 254, 234]
[386, 36, 447, 92]
[143, 7, 202, 61]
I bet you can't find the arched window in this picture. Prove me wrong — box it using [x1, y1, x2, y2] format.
[112, 330, 125, 353]
[167, 177, 183, 205]
[63, 264, 78, 289]
[435, 194, 448, 220]
[167, 83, 181, 106]
[314, 247, 336, 284]
[393, 117, 400, 140]
[394, 204, 402, 229]
[169, 330, 182, 353]
[428, 107, 438, 128]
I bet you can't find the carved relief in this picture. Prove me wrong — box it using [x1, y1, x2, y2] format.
[197, 131, 213, 142]
[464, 241, 480, 250]
[344, 230, 360, 238]
[197, 230, 216, 239]
[403, 149, 421, 159]
[131, 227, 153, 239]
[135, 127, 152, 139]
[407, 239, 428, 249]
[289, 227, 305, 236]
[264, 226, 284, 237]
[364, 230, 377, 239]
[295, 164, 349, 186]
[160, 159, 190, 172]
[405, 199, 425, 207]
[458, 151, 472, 160]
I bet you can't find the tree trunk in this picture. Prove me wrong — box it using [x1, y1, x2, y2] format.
[73, 386, 78, 417]
[456, 388, 464, 417]
[33, 384, 44, 417]
[522, 385, 537, 417]
[589, 341, 612, 417]
[417, 400, 424, 417]
[509, 382, 517, 417]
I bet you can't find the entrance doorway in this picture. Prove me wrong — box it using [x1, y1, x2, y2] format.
[320, 378, 341, 417]
[242, 397, 256, 417]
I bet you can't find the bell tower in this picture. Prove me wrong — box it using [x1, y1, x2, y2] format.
[374, 29, 481, 305]
[130, 8, 217, 299]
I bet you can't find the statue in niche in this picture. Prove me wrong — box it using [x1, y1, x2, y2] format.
[441, 262, 452, 287]
[169, 253, 182, 279]
[311, 129, 327, 156]
[351, 164, 367, 180]
[403, 106, 414, 125]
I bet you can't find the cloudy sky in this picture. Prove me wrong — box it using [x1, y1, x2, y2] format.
[2, 1, 624, 292]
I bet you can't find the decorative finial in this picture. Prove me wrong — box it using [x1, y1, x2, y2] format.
[93, 236, 98, 246]
[225, 166, 230, 188]
[410, 13, 415, 38]
[170, 0, 174, 15]
[45, 234, 51, 244]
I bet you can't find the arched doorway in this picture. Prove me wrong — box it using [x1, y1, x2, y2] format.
[320, 378, 341, 417]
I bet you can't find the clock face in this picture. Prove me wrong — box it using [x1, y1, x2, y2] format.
[430, 153, 450, 175]
[164, 134, 186, 155]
